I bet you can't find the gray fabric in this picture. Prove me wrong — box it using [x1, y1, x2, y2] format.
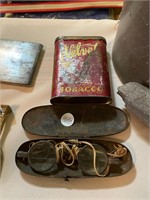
[112, 0, 149, 87]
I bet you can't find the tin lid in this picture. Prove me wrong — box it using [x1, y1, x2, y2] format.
[22, 104, 129, 138]
[55, 36, 107, 44]
[50, 96, 112, 105]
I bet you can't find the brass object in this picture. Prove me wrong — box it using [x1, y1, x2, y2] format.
[0, 105, 12, 172]
[0, 105, 12, 133]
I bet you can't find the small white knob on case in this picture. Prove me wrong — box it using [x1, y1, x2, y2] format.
[61, 113, 74, 127]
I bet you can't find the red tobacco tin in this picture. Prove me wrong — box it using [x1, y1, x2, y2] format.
[50, 36, 112, 104]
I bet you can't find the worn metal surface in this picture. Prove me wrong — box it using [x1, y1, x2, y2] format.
[18, 104, 132, 179]
[51, 36, 111, 104]
[15, 139, 132, 179]
[22, 104, 129, 138]
[0, 39, 43, 85]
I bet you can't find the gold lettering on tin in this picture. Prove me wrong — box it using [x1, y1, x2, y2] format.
[91, 86, 96, 92]
[64, 42, 98, 58]
[72, 87, 78, 92]
[65, 87, 71, 92]
[85, 86, 91, 92]
[60, 86, 103, 94]
[97, 86, 103, 92]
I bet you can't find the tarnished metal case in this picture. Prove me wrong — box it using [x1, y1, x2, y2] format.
[51, 36, 111, 104]
[15, 105, 132, 179]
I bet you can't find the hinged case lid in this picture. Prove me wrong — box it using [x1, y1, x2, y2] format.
[22, 104, 129, 138]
